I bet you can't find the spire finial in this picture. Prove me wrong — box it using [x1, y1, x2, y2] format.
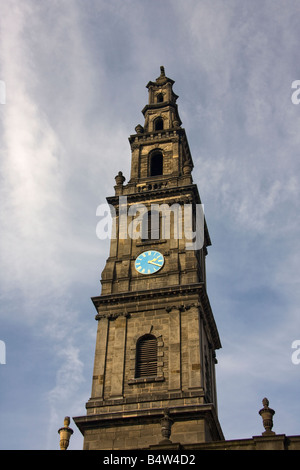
[58, 416, 74, 450]
[259, 398, 275, 435]
[115, 171, 125, 186]
[160, 66, 165, 77]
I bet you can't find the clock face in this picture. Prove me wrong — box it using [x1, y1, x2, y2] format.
[135, 250, 164, 275]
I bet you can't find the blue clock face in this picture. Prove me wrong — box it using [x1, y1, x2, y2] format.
[135, 250, 164, 275]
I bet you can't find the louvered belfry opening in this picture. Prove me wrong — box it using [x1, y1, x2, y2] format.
[135, 334, 158, 378]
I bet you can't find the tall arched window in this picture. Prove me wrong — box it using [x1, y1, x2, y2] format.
[154, 117, 164, 131]
[156, 93, 164, 103]
[135, 334, 158, 378]
[150, 151, 163, 176]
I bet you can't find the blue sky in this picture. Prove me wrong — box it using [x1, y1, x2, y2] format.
[0, 0, 300, 450]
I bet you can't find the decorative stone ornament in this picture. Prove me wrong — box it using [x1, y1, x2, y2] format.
[115, 171, 125, 186]
[135, 124, 144, 134]
[182, 161, 192, 175]
[114, 171, 126, 195]
[160, 408, 174, 442]
[58, 416, 74, 450]
[259, 398, 275, 435]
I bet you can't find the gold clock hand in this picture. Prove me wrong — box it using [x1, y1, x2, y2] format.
[148, 260, 162, 267]
[151, 256, 162, 262]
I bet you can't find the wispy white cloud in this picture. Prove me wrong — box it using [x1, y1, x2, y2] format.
[1, 0, 300, 449]
[0, 2, 96, 448]
[0, 2, 65, 300]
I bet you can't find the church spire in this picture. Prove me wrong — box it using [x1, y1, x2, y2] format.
[142, 66, 181, 132]
[128, 67, 193, 186]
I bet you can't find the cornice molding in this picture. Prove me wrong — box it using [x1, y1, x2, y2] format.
[92, 282, 221, 349]
[107, 183, 201, 205]
[73, 403, 224, 442]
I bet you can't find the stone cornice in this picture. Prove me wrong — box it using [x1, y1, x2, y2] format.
[92, 282, 221, 350]
[107, 183, 201, 205]
[128, 126, 190, 159]
[73, 402, 224, 442]
[92, 283, 202, 307]
[141, 100, 179, 117]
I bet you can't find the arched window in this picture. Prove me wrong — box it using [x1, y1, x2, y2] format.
[156, 93, 164, 103]
[135, 334, 158, 378]
[154, 117, 164, 131]
[150, 151, 163, 176]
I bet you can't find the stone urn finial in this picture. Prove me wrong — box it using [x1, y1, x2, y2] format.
[259, 398, 275, 435]
[160, 408, 174, 443]
[58, 416, 74, 450]
[115, 171, 125, 186]
[135, 124, 144, 134]
[182, 161, 192, 175]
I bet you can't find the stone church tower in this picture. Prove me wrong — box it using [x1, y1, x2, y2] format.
[74, 67, 224, 449]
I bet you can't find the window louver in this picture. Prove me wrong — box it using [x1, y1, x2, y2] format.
[135, 335, 157, 378]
